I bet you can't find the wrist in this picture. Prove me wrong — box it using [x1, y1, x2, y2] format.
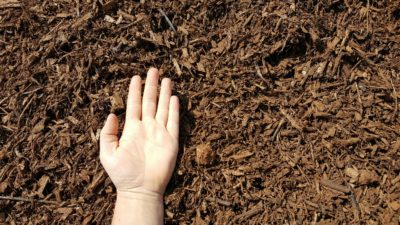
[113, 188, 164, 225]
[116, 187, 163, 203]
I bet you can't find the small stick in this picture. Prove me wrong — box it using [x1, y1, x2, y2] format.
[0, 195, 59, 205]
[158, 8, 177, 33]
[17, 95, 34, 127]
[271, 119, 285, 141]
[0, 95, 10, 105]
[255, 65, 268, 83]
[319, 180, 350, 193]
[348, 184, 361, 221]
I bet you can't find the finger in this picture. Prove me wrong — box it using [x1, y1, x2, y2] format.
[166, 96, 179, 140]
[155, 78, 172, 126]
[142, 68, 159, 119]
[126, 75, 142, 122]
[100, 114, 119, 157]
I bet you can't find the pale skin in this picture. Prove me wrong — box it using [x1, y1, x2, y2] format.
[99, 68, 179, 225]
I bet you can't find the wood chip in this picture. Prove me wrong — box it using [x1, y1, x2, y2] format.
[0, 0, 21, 8]
[319, 180, 350, 193]
[172, 58, 182, 76]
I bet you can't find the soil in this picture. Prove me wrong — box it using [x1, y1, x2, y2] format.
[1, 0, 400, 224]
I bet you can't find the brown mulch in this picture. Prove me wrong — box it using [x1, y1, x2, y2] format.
[1, 0, 399, 224]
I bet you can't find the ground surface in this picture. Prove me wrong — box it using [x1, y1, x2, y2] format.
[0, 0, 400, 224]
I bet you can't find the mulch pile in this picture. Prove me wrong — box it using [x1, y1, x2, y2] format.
[1, 0, 399, 224]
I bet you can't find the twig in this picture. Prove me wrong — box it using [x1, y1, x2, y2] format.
[348, 184, 361, 221]
[271, 119, 285, 141]
[0, 95, 10, 105]
[255, 65, 268, 83]
[319, 180, 350, 193]
[17, 95, 34, 127]
[158, 8, 177, 33]
[0, 195, 59, 205]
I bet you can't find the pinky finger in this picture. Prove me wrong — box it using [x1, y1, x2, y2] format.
[166, 96, 179, 140]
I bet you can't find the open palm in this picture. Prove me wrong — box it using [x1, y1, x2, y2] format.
[100, 68, 179, 196]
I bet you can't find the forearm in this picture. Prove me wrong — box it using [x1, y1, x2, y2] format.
[112, 190, 164, 225]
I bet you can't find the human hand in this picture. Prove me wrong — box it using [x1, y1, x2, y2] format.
[99, 68, 179, 198]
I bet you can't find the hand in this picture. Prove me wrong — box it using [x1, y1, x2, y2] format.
[99, 68, 179, 197]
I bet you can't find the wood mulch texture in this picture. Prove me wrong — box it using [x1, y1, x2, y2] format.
[0, 0, 399, 224]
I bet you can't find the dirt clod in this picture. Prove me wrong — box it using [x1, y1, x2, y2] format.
[195, 143, 215, 166]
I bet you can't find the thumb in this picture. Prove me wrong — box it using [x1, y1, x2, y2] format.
[100, 114, 119, 157]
